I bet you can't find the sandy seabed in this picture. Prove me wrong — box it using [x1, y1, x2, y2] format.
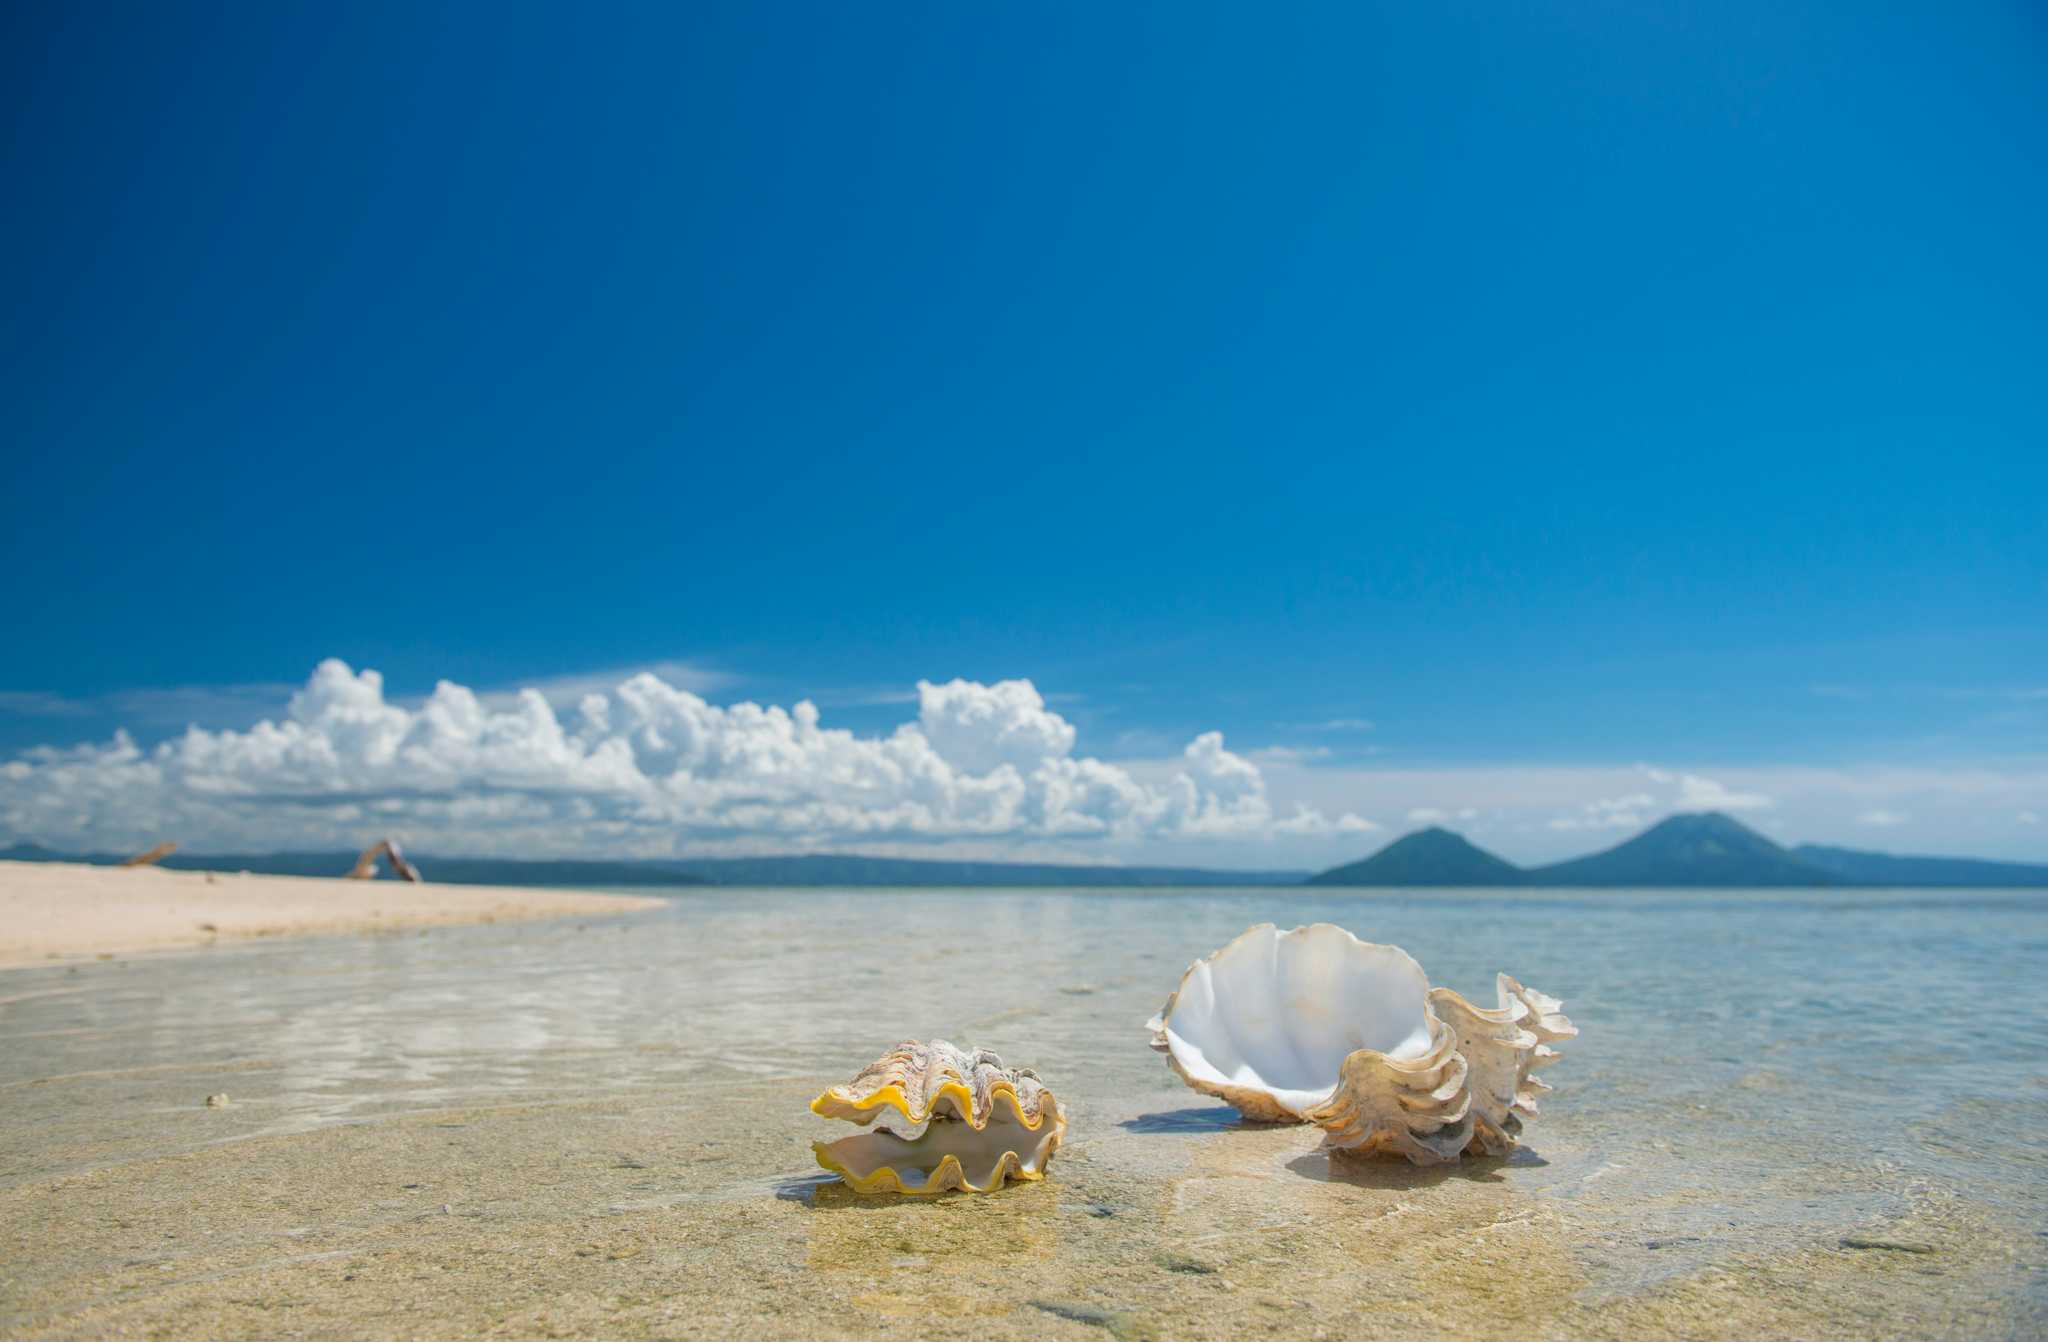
[0, 1077, 2027, 1340]
[0, 882, 2041, 1339]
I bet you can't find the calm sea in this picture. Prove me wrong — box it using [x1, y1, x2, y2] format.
[4, 885, 2044, 1322]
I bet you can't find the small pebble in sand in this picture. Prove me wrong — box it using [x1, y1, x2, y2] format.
[1158, 1254, 1216, 1275]
[204, 1093, 229, 1108]
[1030, 1302, 1117, 1327]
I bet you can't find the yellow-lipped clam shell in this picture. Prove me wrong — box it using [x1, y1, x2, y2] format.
[810, 1039, 1066, 1195]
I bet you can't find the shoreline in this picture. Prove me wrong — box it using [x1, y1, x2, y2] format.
[0, 860, 665, 969]
[1, 881, 2040, 1336]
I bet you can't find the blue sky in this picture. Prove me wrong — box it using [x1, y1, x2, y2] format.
[2, 3, 2043, 864]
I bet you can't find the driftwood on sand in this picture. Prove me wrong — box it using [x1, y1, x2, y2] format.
[118, 842, 178, 868]
[347, 839, 422, 883]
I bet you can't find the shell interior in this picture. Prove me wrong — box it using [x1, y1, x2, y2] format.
[1162, 923, 1435, 1116]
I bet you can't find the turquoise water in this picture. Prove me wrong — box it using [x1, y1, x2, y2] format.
[4, 885, 2045, 1324]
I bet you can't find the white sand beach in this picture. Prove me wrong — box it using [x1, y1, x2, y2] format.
[0, 860, 663, 968]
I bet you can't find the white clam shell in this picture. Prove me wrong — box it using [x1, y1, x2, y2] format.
[1148, 923, 1576, 1163]
[1149, 923, 1437, 1122]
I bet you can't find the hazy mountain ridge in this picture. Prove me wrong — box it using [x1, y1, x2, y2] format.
[6, 817, 2044, 888]
[1791, 843, 2048, 888]
[0, 844, 711, 888]
[0, 844, 1305, 889]
[657, 854, 1308, 887]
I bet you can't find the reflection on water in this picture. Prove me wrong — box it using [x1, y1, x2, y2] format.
[2, 886, 2045, 1281]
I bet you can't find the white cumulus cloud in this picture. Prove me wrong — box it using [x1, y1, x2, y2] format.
[1406, 806, 1478, 825]
[1672, 773, 1773, 811]
[1543, 773, 1769, 832]
[1546, 792, 1655, 831]
[0, 660, 1374, 857]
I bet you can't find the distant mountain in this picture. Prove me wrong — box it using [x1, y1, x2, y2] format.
[1305, 827, 1525, 886]
[1793, 844, 2048, 888]
[1526, 813, 1834, 887]
[0, 844, 1303, 889]
[1304, 813, 1869, 888]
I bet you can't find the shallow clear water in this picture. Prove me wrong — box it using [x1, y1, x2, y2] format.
[4, 886, 2046, 1333]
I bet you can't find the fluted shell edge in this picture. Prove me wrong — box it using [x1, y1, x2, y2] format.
[810, 1039, 1067, 1195]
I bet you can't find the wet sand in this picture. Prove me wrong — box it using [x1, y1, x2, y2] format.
[0, 860, 663, 967]
[1, 1084, 2026, 1340]
[1, 887, 2042, 1338]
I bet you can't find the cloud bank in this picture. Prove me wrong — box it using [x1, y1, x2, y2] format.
[0, 660, 1372, 857]
[6, 661, 2044, 865]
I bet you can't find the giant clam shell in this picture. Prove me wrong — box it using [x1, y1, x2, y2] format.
[1145, 923, 1438, 1123]
[811, 1039, 1066, 1195]
[1424, 974, 1579, 1157]
[1147, 923, 1576, 1164]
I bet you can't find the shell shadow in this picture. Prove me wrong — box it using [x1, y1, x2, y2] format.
[1286, 1145, 1546, 1189]
[1119, 1106, 1292, 1134]
[772, 1170, 845, 1205]
[776, 1170, 1046, 1211]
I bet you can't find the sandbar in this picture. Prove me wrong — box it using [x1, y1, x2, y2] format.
[0, 859, 663, 968]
